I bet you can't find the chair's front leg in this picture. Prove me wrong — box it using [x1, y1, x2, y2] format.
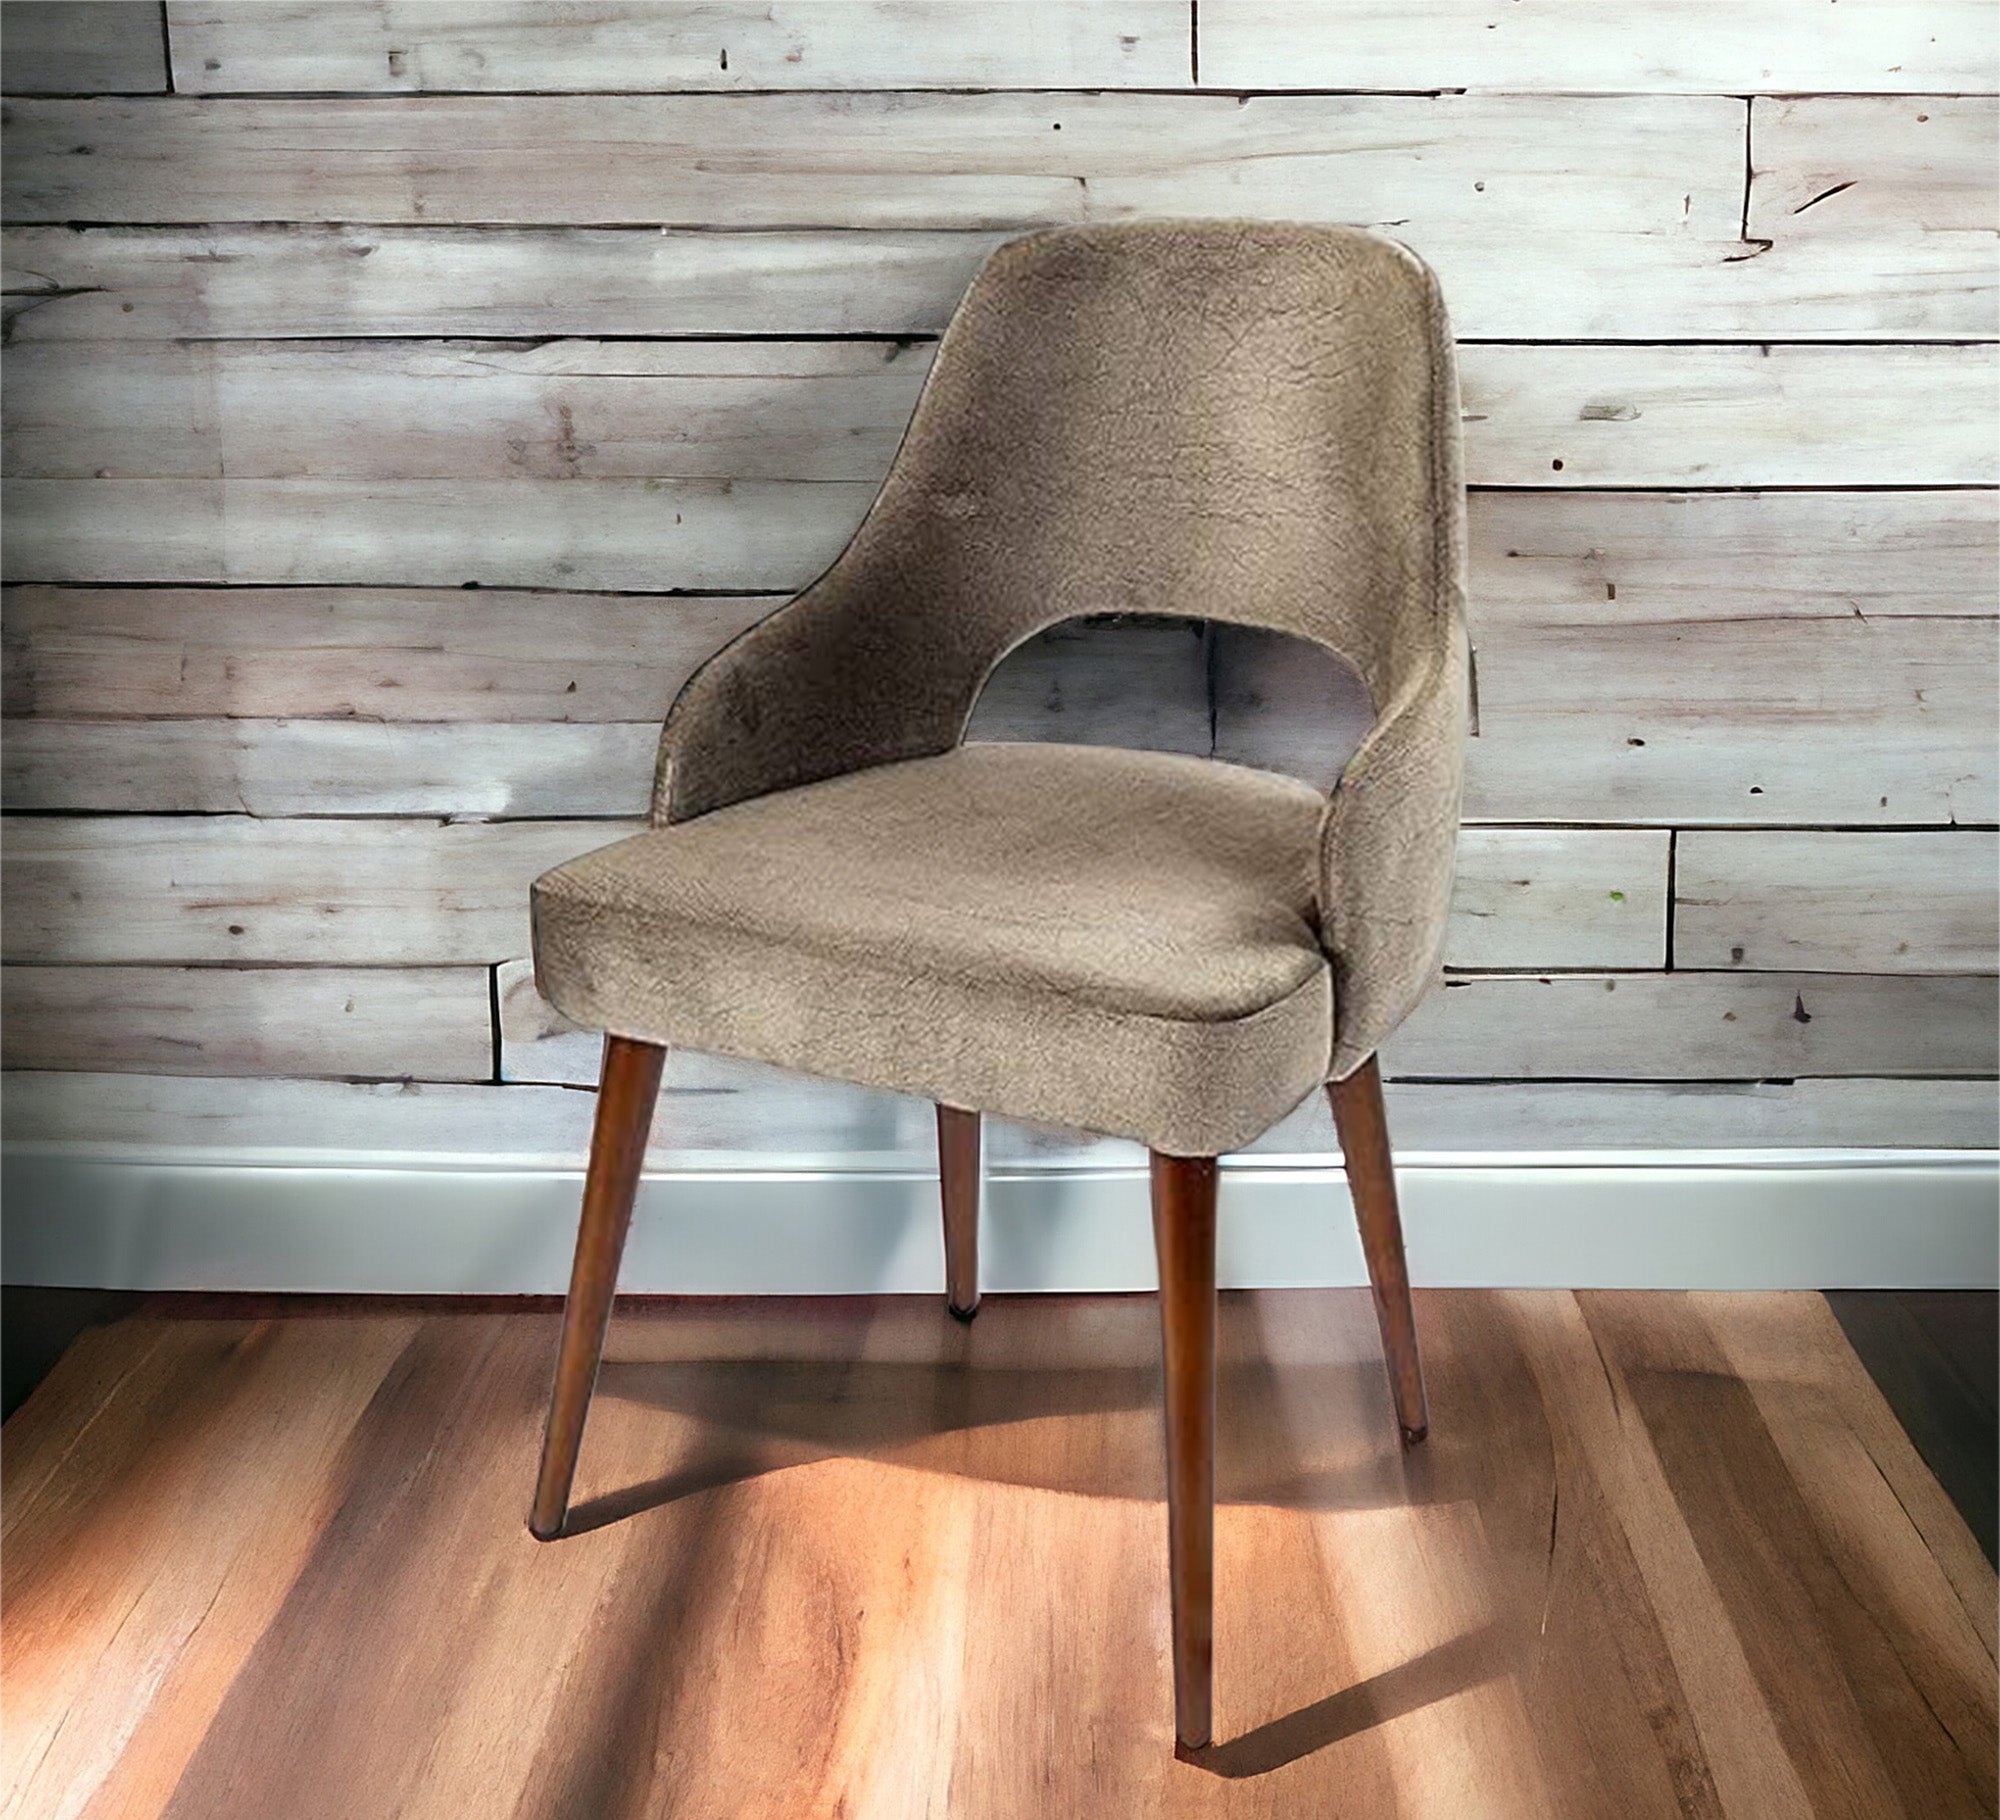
[529, 1033, 666, 1540]
[936, 1104, 982, 1320]
[1326, 1056, 1429, 1444]
[1151, 1150, 1218, 1752]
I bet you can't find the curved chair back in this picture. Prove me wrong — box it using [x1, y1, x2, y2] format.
[654, 219, 1468, 1072]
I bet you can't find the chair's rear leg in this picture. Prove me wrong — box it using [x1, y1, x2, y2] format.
[529, 1033, 666, 1540]
[1326, 1056, 1429, 1444]
[937, 1104, 982, 1321]
[1151, 1151, 1218, 1752]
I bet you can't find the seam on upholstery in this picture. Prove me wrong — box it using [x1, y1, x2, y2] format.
[657, 235, 1059, 825]
[1315, 241, 1463, 1078]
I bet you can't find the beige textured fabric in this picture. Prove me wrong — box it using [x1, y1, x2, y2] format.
[534, 218, 1468, 1152]
[534, 744, 1332, 1154]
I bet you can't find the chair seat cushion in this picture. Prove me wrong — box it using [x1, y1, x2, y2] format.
[531, 743, 1335, 1154]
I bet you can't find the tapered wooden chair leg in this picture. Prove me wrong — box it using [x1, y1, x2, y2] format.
[1327, 1056, 1429, 1444]
[1151, 1151, 1218, 1752]
[529, 1033, 666, 1540]
[937, 1104, 982, 1320]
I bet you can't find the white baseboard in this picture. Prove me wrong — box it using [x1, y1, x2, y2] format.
[3, 1151, 1994, 1292]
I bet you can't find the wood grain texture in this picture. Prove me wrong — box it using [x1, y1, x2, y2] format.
[1457, 345, 1998, 488]
[531, 1032, 666, 1539]
[0, 93, 1750, 235]
[1386, 973, 2000, 1080]
[1326, 1059, 1429, 1443]
[7, 1069, 1994, 1169]
[0, 586, 777, 722]
[1443, 828, 1669, 971]
[12, 339, 1995, 487]
[0, 1, 167, 94]
[165, 1, 1189, 93]
[0, 719, 664, 818]
[1826, 1291, 1998, 1568]
[0, 816, 613, 964]
[937, 1105, 981, 1318]
[1, 1292, 1990, 1814]
[0, 475, 874, 589]
[1675, 832, 2000, 976]
[1744, 98, 2000, 342]
[2, 339, 939, 483]
[11, 209, 1991, 345]
[0, 226, 1019, 343]
[0, 964, 492, 1079]
[1150, 1151, 1219, 1747]
[1197, 0, 1998, 92]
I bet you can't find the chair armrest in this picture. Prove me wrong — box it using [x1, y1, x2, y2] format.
[651, 582, 981, 825]
[1318, 613, 1470, 1078]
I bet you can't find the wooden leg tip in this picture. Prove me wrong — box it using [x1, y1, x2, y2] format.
[947, 1297, 980, 1323]
[1400, 1420, 1429, 1446]
[1174, 1731, 1211, 1760]
[527, 1514, 564, 1543]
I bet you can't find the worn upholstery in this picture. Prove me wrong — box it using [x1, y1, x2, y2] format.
[534, 218, 1469, 1153]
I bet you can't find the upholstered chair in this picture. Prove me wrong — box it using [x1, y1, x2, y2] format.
[526, 219, 1469, 1752]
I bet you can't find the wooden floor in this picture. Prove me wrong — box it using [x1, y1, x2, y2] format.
[3, 1292, 1994, 1819]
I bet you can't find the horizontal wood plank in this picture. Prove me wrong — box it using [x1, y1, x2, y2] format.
[14, 93, 1989, 339]
[0, 477, 875, 588]
[10, 209, 1988, 342]
[5, 1068, 1995, 1165]
[0, 964, 492, 1079]
[0, 93, 1749, 235]
[0, 719, 662, 818]
[5, 94, 1856, 341]
[1744, 98, 2000, 343]
[1467, 490, 2000, 625]
[0, 816, 1670, 969]
[0, 1, 167, 94]
[165, 1, 1189, 93]
[11, 339, 1995, 487]
[1448, 829, 1668, 970]
[1385, 973, 1999, 1080]
[1457, 345, 1997, 488]
[1198, 0, 1997, 92]
[1219, 493, 1999, 825]
[2, 340, 937, 484]
[0, 816, 615, 965]
[1676, 832, 2000, 976]
[0, 226, 1015, 343]
[0, 585, 776, 722]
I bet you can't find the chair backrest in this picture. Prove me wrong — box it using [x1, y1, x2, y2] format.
[651, 220, 1468, 1068]
[822, 218, 1465, 734]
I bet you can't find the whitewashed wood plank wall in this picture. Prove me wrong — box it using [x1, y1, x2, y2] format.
[2, 0, 1994, 1169]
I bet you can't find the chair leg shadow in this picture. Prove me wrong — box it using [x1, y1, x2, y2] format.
[554, 1444, 783, 1537]
[1183, 1620, 1514, 1778]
